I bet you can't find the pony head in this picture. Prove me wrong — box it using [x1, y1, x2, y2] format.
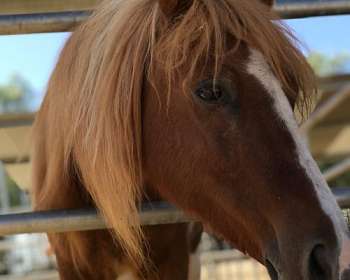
[40, 0, 350, 278]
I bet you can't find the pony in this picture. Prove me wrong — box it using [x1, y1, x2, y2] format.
[32, 0, 350, 279]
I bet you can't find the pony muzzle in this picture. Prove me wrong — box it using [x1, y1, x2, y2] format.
[263, 218, 345, 280]
[265, 243, 340, 280]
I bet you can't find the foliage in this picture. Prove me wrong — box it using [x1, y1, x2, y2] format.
[308, 51, 350, 76]
[6, 176, 23, 207]
[0, 74, 34, 113]
[0, 75, 34, 209]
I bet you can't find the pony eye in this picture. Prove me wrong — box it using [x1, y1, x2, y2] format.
[196, 87, 222, 101]
[195, 83, 223, 103]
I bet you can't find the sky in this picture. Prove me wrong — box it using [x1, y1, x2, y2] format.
[0, 15, 349, 109]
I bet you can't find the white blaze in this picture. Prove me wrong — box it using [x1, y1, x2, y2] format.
[246, 49, 349, 275]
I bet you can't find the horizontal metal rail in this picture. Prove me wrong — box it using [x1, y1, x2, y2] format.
[275, 1, 350, 19]
[0, 202, 191, 235]
[0, 192, 350, 236]
[0, 0, 99, 16]
[0, 113, 35, 128]
[1, 156, 30, 165]
[0, 2, 350, 35]
[0, 270, 58, 280]
[0, 11, 89, 35]
[318, 74, 350, 92]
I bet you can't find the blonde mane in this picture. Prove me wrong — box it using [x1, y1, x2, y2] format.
[32, 0, 316, 269]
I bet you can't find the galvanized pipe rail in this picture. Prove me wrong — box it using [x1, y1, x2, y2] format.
[0, 0, 99, 15]
[275, 1, 350, 18]
[0, 11, 89, 35]
[0, 191, 350, 236]
[0, 1, 350, 35]
[0, 202, 191, 235]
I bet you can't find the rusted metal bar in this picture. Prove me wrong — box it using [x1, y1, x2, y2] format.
[0, 196, 350, 236]
[0, 0, 100, 16]
[1, 0, 350, 18]
[1, 2, 350, 35]
[0, 113, 35, 128]
[318, 74, 350, 93]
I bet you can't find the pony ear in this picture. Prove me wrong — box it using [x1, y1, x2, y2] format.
[158, 0, 193, 18]
[259, 0, 275, 8]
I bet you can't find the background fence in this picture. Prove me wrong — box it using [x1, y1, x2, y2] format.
[0, 0, 349, 279]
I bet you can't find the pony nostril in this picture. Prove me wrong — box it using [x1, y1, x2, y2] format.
[308, 244, 332, 280]
[341, 269, 350, 280]
[266, 258, 279, 280]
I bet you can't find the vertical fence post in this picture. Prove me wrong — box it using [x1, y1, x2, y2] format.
[0, 163, 9, 214]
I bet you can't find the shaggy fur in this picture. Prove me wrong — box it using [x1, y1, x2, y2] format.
[32, 0, 318, 278]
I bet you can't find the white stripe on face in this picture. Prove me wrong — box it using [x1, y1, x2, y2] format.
[246, 49, 349, 272]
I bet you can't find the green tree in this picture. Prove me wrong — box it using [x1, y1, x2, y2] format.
[0, 74, 34, 113]
[0, 75, 34, 208]
[308, 51, 350, 76]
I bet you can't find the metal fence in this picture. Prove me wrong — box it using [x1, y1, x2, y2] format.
[0, 1, 350, 279]
[0, 193, 350, 236]
[0, 1, 350, 35]
[0, 0, 347, 237]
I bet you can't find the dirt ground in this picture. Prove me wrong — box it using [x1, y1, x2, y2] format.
[201, 258, 270, 280]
